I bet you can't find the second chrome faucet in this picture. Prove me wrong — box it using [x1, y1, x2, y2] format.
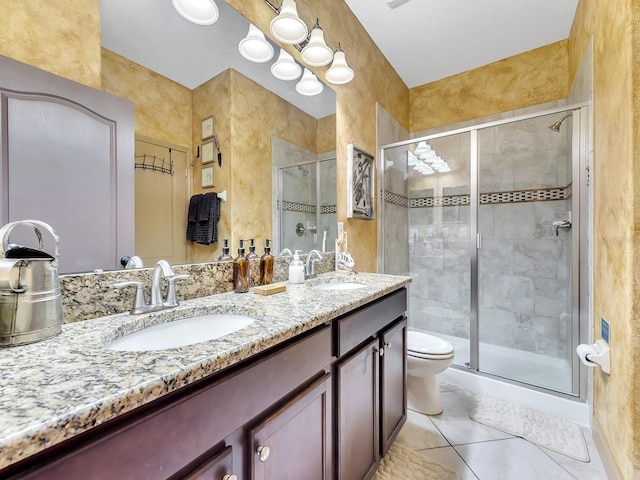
[305, 250, 323, 279]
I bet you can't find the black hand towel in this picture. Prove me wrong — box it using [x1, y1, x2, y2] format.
[186, 194, 203, 241]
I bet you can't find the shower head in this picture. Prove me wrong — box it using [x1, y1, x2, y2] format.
[548, 113, 572, 132]
[297, 165, 310, 176]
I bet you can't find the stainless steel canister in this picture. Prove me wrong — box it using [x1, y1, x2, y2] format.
[0, 220, 63, 346]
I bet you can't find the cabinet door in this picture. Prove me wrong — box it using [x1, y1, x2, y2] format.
[380, 318, 407, 456]
[183, 446, 236, 480]
[336, 338, 379, 480]
[249, 373, 332, 480]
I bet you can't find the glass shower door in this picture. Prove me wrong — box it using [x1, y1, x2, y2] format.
[476, 111, 575, 393]
[404, 132, 472, 369]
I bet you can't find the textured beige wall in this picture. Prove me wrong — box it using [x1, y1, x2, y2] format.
[569, 0, 640, 477]
[0, 0, 101, 88]
[229, 70, 318, 251]
[191, 69, 320, 261]
[191, 70, 233, 263]
[410, 41, 569, 132]
[101, 49, 192, 147]
[318, 114, 337, 153]
[228, 0, 410, 273]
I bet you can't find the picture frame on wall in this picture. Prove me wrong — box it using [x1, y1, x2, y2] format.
[201, 166, 214, 188]
[201, 116, 214, 140]
[201, 140, 215, 164]
[346, 144, 375, 220]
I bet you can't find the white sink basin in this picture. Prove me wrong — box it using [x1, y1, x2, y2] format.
[312, 282, 366, 291]
[106, 314, 255, 351]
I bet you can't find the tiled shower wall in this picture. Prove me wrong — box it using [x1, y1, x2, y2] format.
[271, 137, 336, 254]
[386, 100, 574, 360]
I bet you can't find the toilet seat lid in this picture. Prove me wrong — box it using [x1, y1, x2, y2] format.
[407, 331, 454, 356]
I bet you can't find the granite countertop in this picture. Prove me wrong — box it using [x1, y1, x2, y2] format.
[0, 271, 411, 470]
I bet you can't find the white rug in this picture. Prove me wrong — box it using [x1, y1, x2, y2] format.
[374, 443, 458, 480]
[469, 393, 590, 462]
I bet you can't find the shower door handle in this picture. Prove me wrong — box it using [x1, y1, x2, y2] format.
[476, 233, 482, 249]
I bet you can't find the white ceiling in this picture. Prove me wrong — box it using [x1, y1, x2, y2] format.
[344, 0, 579, 88]
[100, 1, 579, 118]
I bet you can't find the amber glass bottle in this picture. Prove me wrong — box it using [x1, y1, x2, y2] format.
[259, 239, 274, 285]
[246, 238, 259, 260]
[233, 240, 249, 293]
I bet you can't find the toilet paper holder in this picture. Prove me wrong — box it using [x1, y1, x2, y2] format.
[576, 339, 610, 375]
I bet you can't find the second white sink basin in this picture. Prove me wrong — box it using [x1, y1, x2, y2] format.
[312, 282, 366, 291]
[106, 314, 255, 351]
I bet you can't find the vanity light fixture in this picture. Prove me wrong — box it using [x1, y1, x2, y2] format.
[325, 43, 354, 85]
[239, 24, 274, 63]
[296, 68, 323, 96]
[271, 48, 302, 80]
[172, 0, 219, 25]
[300, 20, 333, 67]
[263, 0, 355, 85]
[269, 0, 308, 44]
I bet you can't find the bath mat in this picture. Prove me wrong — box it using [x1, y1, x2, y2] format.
[374, 443, 458, 480]
[469, 393, 589, 462]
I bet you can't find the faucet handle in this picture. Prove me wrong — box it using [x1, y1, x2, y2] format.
[113, 281, 148, 315]
[165, 274, 189, 307]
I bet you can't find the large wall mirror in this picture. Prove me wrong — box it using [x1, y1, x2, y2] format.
[100, 0, 337, 269]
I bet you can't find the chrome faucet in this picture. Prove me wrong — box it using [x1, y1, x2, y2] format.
[279, 248, 292, 256]
[114, 260, 189, 315]
[305, 250, 323, 279]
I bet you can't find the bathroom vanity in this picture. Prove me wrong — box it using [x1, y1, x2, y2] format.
[0, 272, 410, 480]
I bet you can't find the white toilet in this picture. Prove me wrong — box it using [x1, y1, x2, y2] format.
[407, 330, 455, 415]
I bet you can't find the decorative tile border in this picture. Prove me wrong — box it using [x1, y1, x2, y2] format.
[386, 184, 572, 208]
[278, 201, 337, 214]
[384, 191, 409, 207]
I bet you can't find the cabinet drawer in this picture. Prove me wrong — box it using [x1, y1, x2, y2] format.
[334, 289, 406, 357]
[12, 325, 331, 480]
[182, 446, 234, 480]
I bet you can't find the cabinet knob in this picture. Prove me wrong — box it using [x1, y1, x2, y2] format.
[384, 341, 392, 349]
[257, 445, 271, 462]
[223, 475, 238, 480]
[379, 347, 385, 357]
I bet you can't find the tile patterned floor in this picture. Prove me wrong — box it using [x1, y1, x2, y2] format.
[395, 384, 608, 479]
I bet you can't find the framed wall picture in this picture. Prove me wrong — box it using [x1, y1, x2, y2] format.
[346, 144, 375, 220]
[201, 166, 214, 188]
[201, 116, 214, 140]
[201, 140, 215, 164]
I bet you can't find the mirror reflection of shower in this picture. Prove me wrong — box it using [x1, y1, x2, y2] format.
[271, 137, 336, 255]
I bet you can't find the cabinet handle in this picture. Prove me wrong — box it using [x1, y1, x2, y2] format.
[384, 341, 392, 349]
[379, 347, 385, 357]
[257, 445, 271, 462]
[223, 475, 238, 480]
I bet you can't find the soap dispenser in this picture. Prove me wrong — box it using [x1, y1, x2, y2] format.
[217, 239, 233, 261]
[246, 238, 259, 260]
[288, 250, 305, 284]
[233, 240, 249, 293]
[259, 239, 274, 285]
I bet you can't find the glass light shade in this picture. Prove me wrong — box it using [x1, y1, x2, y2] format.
[271, 48, 302, 80]
[325, 48, 354, 85]
[300, 23, 333, 67]
[437, 164, 451, 173]
[239, 24, 274, 63]
[270, 0, 308, 44]
[172, 0, 219, 25]
[407, 151, 418, 165]
[414, 141, 431, 155]
[296, 68, 323, 96]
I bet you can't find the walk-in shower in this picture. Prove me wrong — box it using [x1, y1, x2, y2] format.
[379, 105, 589, 404]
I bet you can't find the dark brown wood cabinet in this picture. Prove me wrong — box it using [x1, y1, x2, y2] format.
[334, 289, 407, 480]
[249, 373, 332, 480]
[380, 319, 407, 457]
[3, 288, 408, 480]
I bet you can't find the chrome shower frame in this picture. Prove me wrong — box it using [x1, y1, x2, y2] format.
[378, 102, 590, 401]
